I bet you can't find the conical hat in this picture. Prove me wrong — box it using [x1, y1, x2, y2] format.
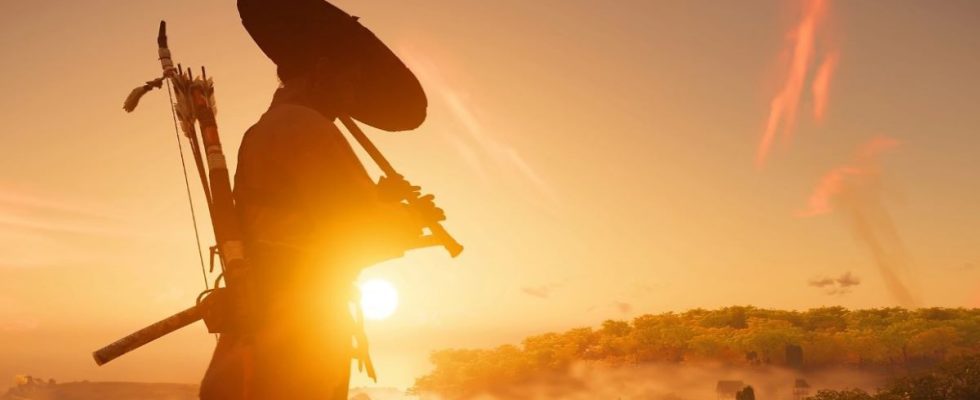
[238, 0, 427, 131]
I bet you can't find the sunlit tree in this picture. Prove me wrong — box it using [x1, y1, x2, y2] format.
[411, 308, 980, 398]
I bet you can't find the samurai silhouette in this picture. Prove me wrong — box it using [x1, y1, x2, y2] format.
[199, 1, 444, 398]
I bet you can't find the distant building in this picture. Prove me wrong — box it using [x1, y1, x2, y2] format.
[792, 378, 811, 400]
[716, 380, 746, 400]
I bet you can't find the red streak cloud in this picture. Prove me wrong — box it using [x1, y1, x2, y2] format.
[757, 0, 836, 168]
[799, 136, 919, 307]
[799, 135, 899, 217]
[812, 51, 840, 122]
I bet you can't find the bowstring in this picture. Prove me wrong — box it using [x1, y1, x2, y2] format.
[165, 79, 210, 291]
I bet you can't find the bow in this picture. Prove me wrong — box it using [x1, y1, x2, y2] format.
[94, 21, 253, 366]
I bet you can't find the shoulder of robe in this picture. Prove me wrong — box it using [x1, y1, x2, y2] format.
[249, 104, 339, 146]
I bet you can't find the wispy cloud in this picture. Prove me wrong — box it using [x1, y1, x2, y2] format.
[808, 276, 836, 288]
[836, 271, 861, 287]
[521, 286, 552, 299]
[799, 136, 918, 306]
[798, 136, 900, 217]
[0, 188, 122, 236]
[402, 50, 562, 210]
[811, 50, 840, 121]
[809, 271, 862, 296]
[757, 0, 838, 167]
[0, 186, 137, 269]
[521, 282, 564, 300]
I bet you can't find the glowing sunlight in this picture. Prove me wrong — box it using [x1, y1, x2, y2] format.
[359, 279, 399, 321]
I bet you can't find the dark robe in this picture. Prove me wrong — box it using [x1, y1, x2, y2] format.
[199, 88, 412, 400]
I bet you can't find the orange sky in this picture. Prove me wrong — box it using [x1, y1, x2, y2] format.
[1, 0, 979, 391]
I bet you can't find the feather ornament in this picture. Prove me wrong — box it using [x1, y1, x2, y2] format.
[123, 77, 165, 112]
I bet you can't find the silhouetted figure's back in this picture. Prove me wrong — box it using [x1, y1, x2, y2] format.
[198, 1, 437, 398]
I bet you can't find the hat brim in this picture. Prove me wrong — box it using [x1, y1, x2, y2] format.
[239, 0, 427, 132]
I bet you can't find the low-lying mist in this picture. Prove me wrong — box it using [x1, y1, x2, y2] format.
[430, 362, 885, 400]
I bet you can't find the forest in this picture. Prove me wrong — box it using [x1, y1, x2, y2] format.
[808, 354, 980, 399]
[411, 307, 980, 398]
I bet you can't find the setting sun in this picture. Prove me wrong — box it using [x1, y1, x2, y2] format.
[359, 279, 399, 320]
